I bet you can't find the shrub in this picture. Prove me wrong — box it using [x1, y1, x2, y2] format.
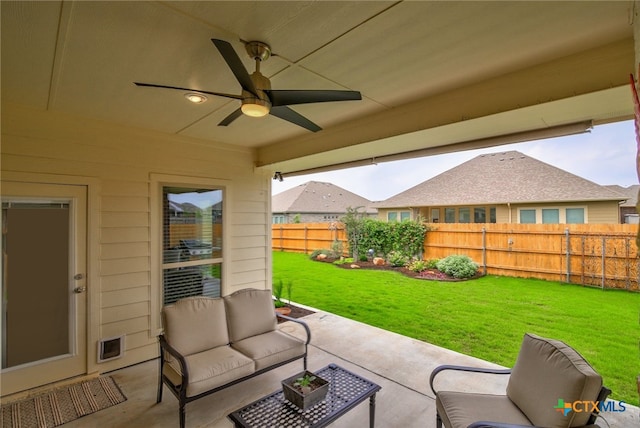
[333, 258, 354, 265]
[310, 249, 336, 259]
[425, 259, 439, 269]
[407, 259, 428, 272]
[387, 251, 410, 267]
[331, 240, 344, 257]
[436, 255, 478, 279]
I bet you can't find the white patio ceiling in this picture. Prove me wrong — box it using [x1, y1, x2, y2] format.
[2, 1, 635, 176]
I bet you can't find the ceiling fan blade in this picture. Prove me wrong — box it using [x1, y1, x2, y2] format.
[265, 90, 361, 107]
[211, 39, 258, 97]
[218, 108, 244, 126]
[270, 106, 321, 132]
[134, 82, 242, 100]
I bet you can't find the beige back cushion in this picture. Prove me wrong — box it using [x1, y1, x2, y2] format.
[224, 288, 276, 342]
[162, 297, 228, 356]
[506, 333, 602, 428]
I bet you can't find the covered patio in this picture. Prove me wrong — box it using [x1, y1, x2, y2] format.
[26, 309, 635, 428]
[2, 2, 639, 422]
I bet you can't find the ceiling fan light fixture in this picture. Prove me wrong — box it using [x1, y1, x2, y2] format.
[185, 93, 207, 104]
[241, 98, 270, 117]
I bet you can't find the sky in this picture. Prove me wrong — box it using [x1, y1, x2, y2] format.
[271, 120, 639, 201]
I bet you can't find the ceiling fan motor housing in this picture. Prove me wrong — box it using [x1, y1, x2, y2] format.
[241, 71, 272, 115]
[245, 41, 271, 62]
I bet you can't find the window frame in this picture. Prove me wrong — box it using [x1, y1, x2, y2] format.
[150, 174, 229, 336]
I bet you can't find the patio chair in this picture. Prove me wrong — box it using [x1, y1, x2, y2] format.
[429, 333, 611, 428]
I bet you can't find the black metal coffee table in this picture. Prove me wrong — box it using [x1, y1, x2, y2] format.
[228, 364, 381, 428]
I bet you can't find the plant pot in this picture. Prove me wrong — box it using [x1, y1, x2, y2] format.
[275, 306, 291, 316]
[282, 370, 329, 410]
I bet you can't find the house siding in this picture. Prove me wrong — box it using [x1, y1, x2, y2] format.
[2, 104, 270, 375]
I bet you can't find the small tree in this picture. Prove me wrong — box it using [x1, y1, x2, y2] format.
[341, 206, 366, 260]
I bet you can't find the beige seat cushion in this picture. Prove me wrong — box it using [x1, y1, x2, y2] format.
[437, 392, 532, 428]
[231, 330, 306, 371]
[506, 333, 602, 427]
[164, 346, 255, 397]
[162, 297, 229, 356]
[224, 288, 277, 343]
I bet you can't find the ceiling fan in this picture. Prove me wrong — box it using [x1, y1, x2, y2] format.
[134, 39, 362, 132]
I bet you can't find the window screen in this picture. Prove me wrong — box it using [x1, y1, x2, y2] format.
[162, 187, 222, 305]
[445, 208, 456, 223]
[458, 208, 470, 223]
[566, 208, 585, 224]
[520, 209, 536, 224]
[542, 209, 559, 224]
[387, 212, 398, 222]
[431, 208, 440, 223]
[474, 207, 486, 223]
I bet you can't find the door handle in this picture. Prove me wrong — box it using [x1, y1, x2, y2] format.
[73, 286, 86, 294]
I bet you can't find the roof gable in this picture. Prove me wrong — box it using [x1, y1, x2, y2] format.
[273, 181, 375, 214]
[375, 151, 627, 208]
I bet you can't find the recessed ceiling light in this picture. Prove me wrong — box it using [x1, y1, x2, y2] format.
[185, 93, 207, 104]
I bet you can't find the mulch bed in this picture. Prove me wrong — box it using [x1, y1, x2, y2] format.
[314, 258, 484, 281]
[277, 304, 316, 323]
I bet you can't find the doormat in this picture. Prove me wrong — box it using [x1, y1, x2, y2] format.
[1, 376, 126, 428]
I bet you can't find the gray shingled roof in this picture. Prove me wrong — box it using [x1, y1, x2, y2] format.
[374, 151, 627, 208]
[605, 184, 639, 207]
[272, 181, 376, 214]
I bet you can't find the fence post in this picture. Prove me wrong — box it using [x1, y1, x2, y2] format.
[304, 225, 308, 254]
[565, 228, 570, 283]
[601, 236, 606, 290]
[482, 227, 487, 275]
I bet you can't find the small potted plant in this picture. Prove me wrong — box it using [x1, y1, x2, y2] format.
[282, 370, 329, 409]
[273, 279, 291, 316]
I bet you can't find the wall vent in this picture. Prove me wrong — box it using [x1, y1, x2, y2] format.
[97, 335, 124, 363]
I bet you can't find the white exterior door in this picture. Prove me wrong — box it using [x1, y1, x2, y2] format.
[1, 182, 87, 395]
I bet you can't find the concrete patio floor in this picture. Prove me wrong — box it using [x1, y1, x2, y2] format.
[55, 309, 639, 427]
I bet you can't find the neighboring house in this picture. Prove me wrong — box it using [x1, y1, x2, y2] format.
[272, 181, 376, 224]
[374, 151, 627, 224]
[605, 184, 640, 223]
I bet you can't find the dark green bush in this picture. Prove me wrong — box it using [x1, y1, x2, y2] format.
[436, 255, 478, 278]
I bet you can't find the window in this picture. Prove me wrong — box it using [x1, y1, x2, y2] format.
[400, 211, 411, 221]
[431, 208, 440, 223]
[272, 215, 285, 224]
[474, 207, 486, 223]
[520, 209, 536, 224]
[489, 207, 496, 223]
[387, 212, 397, 222]
[458, 208, 470, 223]
[162, 187, 222, 305]
[542, 209, 559, 224]
[566, 208, 585, 224]
[445, 208, 456, 223]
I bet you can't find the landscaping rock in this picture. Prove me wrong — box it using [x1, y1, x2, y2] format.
[373, 257, 385, 266]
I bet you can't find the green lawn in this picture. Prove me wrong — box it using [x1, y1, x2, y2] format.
[273, 251, 640, 406]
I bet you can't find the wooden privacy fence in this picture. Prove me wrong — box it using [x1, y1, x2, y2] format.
[272, 222, 639, 291]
